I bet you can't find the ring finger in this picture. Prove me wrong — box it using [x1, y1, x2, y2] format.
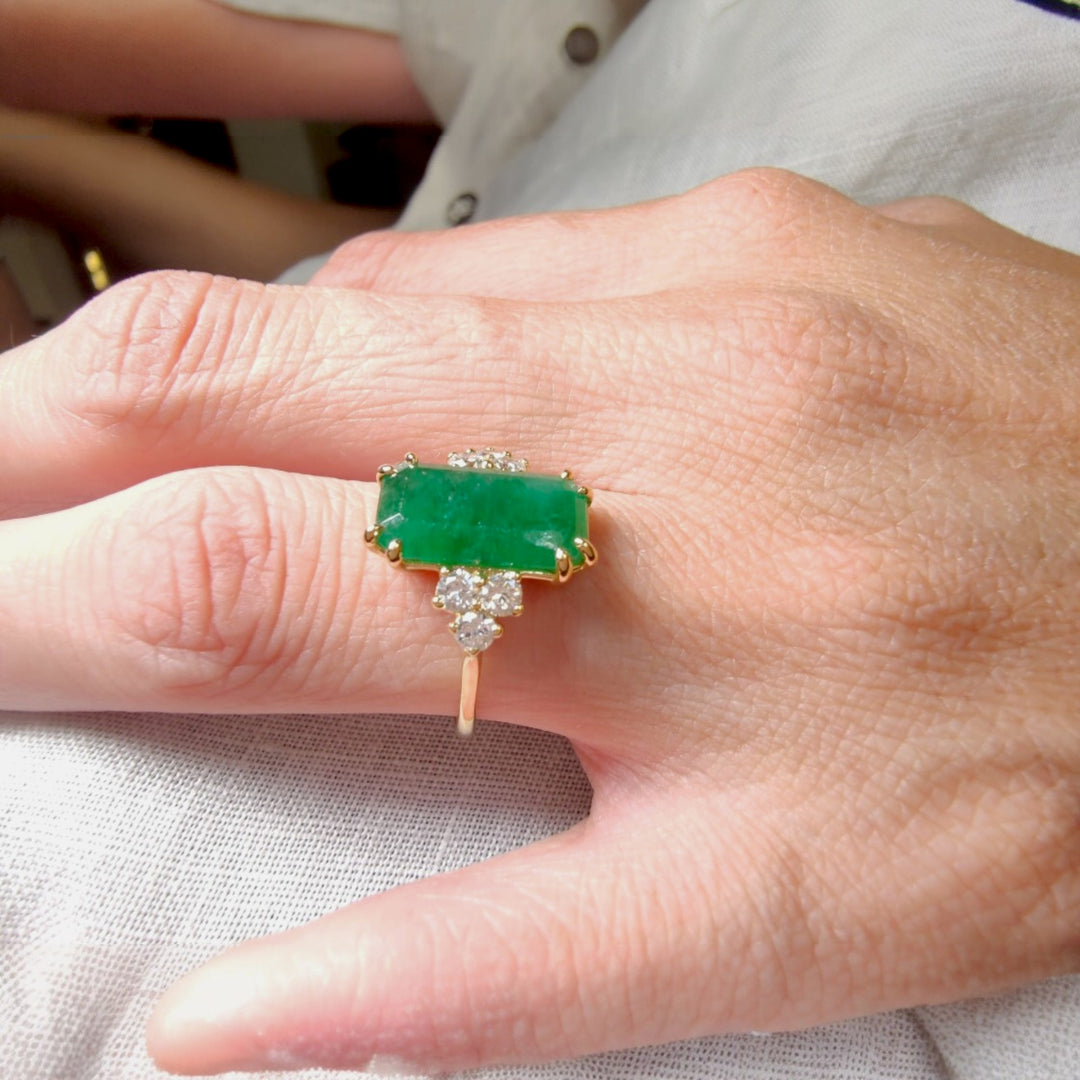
[0, 463, 640, 737]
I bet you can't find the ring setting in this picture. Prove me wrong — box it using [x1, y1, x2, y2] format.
[365, 450, 597, 735]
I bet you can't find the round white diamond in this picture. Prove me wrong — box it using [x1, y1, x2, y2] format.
[435, 567, 483, 614]
[489, 450, 528, 472]
[479, 571, 523, 617]
[447, 448, 527, 472]
[454, 611, 499, 653]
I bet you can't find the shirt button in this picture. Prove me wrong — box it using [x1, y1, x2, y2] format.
[446, 192, 478, 226]
[564, 25, 600, 65]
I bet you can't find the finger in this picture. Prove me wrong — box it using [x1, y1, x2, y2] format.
[146, 807, 749, 1076]
[875, 196, 1080, 276]
[312, 168, 867, 299]
[0, 464, 631, 730]
[312, 203, 685, 299]
[317, 171, 1080, 308]
[0, 270, 612, 517]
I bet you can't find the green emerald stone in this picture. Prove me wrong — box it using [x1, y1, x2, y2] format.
[375, 465, 589, 576]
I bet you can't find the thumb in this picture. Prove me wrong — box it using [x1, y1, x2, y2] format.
[145, 816, 694, 1075]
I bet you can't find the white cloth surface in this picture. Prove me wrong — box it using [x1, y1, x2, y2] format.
[5, 1, 1080, 1078]
[479, 0, 1080, 252]
[394, 0, 646, 227]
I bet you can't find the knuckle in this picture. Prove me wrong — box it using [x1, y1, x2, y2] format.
[798, 527, 1026, 661]
[62, 270, 263, 433]
[879, 194, 984, 230]
[869, 540, 1018, 651]
[345, 292, 535, 406]
[322, 229, 408, 289]
[744, 488, 1031, 664]
[686, 167, 836, 239]
[97, 469, 307, 697]
[720, 289, 918, 426]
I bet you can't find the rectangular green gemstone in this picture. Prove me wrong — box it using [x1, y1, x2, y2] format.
[375, 465, 589, 576]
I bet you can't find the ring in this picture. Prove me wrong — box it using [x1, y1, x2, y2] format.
[364, 449, 597, 735]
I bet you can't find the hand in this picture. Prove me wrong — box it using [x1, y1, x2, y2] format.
[1, 170, 1076, 1074]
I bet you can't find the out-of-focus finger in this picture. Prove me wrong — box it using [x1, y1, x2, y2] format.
[0, 270, 612, 517]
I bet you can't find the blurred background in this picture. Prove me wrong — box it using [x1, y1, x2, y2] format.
[0, 113, 438, 351]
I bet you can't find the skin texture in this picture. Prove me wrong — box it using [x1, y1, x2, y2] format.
[0, 171, 1076, 1073]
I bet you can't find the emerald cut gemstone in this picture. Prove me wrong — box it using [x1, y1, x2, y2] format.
[374, 465, 589, 577]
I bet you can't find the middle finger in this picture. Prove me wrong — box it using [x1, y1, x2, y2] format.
[0, 271, 616, 516]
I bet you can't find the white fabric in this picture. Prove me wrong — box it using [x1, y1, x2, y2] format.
[395, 0, 646, 227]
[479, 0, 1080, 252]
[5, 1, 1080, 1078]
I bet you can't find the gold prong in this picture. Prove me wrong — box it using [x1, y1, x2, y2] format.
[512, 604, 524, 617]
[560, 469, 574, 481]
[363, 524, 382, 547]
[404, 452, 419, 467]
[493, 624, 504, 638]
[432, 596, 445, 609]
[386, 538, 403, 565]
[554, 547, 573, 583]
[376, 464, 395, 482]
[574, 537, 598, 567]
[576, 484, 593, 505]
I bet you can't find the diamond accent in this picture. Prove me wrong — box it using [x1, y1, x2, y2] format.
[447, 448, 528, 472]
[479, 571, 523, 617]
[453, 611, 500, 653]
[435, 567, 483, 614]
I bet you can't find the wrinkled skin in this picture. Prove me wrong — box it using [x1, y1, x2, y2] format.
[0, 170, 1077, 1075]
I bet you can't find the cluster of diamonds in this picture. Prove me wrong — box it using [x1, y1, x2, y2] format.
[434, 567, 523, 653]
[447, 448, 528, 473]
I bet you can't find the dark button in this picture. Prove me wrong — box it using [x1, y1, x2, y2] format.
[564, 25, 600, 65]
[446, 192, 478, 226]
